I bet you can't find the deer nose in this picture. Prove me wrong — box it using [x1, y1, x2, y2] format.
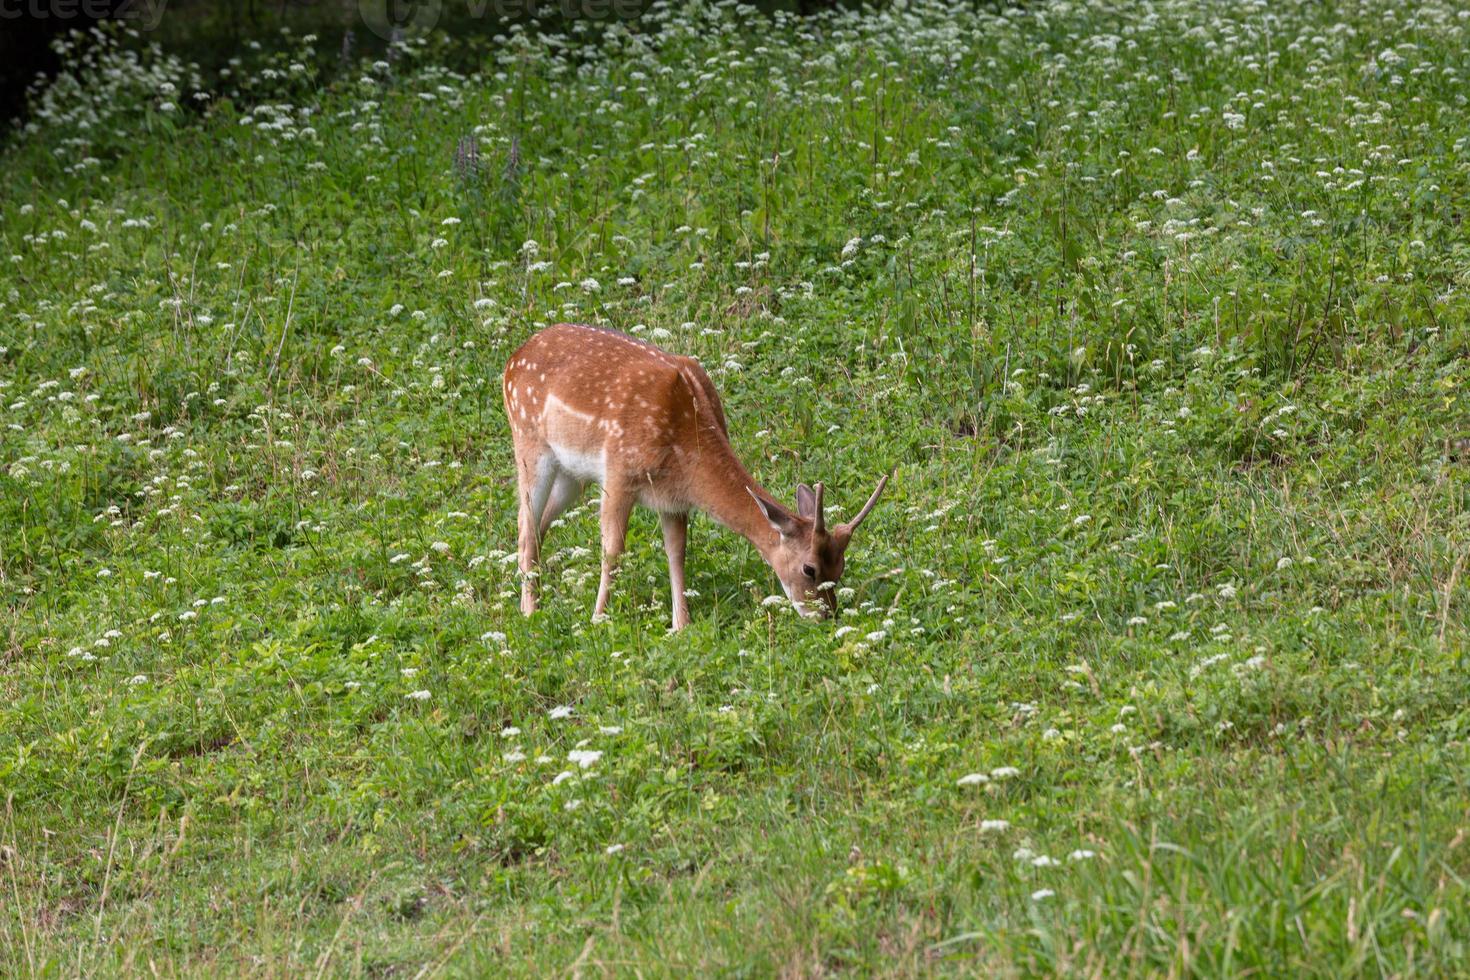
[804, 591, 835, 620]
[793, 595, 829, 620]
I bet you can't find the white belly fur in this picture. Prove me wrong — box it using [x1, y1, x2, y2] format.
[542, 394, 608, 483]
[550, 443, 606, 483]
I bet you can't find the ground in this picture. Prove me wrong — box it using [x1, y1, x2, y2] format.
[1, 0, 1468, 974]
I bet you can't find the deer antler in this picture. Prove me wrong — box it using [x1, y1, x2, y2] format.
[837, 472, 890, 535]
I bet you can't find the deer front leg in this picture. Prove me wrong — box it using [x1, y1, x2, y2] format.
[593, 483, 636, 623]
[661, 511, 690, 630]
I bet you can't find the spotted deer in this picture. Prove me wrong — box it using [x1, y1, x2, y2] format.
[502, 323, 889, 630]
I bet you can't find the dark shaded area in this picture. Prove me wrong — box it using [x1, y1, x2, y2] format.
[1, 0, 865, 133]
[0, 1, 126, 126]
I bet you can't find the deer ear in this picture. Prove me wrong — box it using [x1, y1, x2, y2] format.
[748, 487, 800, 537]
[795, 483, 818, 519]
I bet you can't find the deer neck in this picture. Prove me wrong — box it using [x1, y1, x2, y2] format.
[689, 439, 781, 560]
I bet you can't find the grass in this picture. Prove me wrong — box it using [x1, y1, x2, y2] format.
[1, 0, 1468, 974]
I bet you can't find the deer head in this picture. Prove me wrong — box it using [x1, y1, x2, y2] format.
[748, 473, 890, 618]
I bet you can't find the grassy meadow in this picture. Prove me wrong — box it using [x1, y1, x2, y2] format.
[2, 0, 1469, 973]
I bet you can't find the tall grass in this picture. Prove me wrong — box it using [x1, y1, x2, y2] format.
[1, 0, 1467, 974]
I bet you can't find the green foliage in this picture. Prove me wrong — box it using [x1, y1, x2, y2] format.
[1, 0, 1468, 974]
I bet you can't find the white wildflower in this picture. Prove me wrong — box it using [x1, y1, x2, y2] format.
[567, 749, 603, 769]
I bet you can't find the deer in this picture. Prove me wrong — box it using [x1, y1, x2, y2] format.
[502, 323, 889, 630]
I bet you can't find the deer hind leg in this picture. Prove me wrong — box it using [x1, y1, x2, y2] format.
[660, 511, 690, 631]
[537, 472, 585, 538]
[593, 481, 636, 623]
[516, 448, 557, 616]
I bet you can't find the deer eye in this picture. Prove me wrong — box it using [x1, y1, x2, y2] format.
[801, 564, 818, 580]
